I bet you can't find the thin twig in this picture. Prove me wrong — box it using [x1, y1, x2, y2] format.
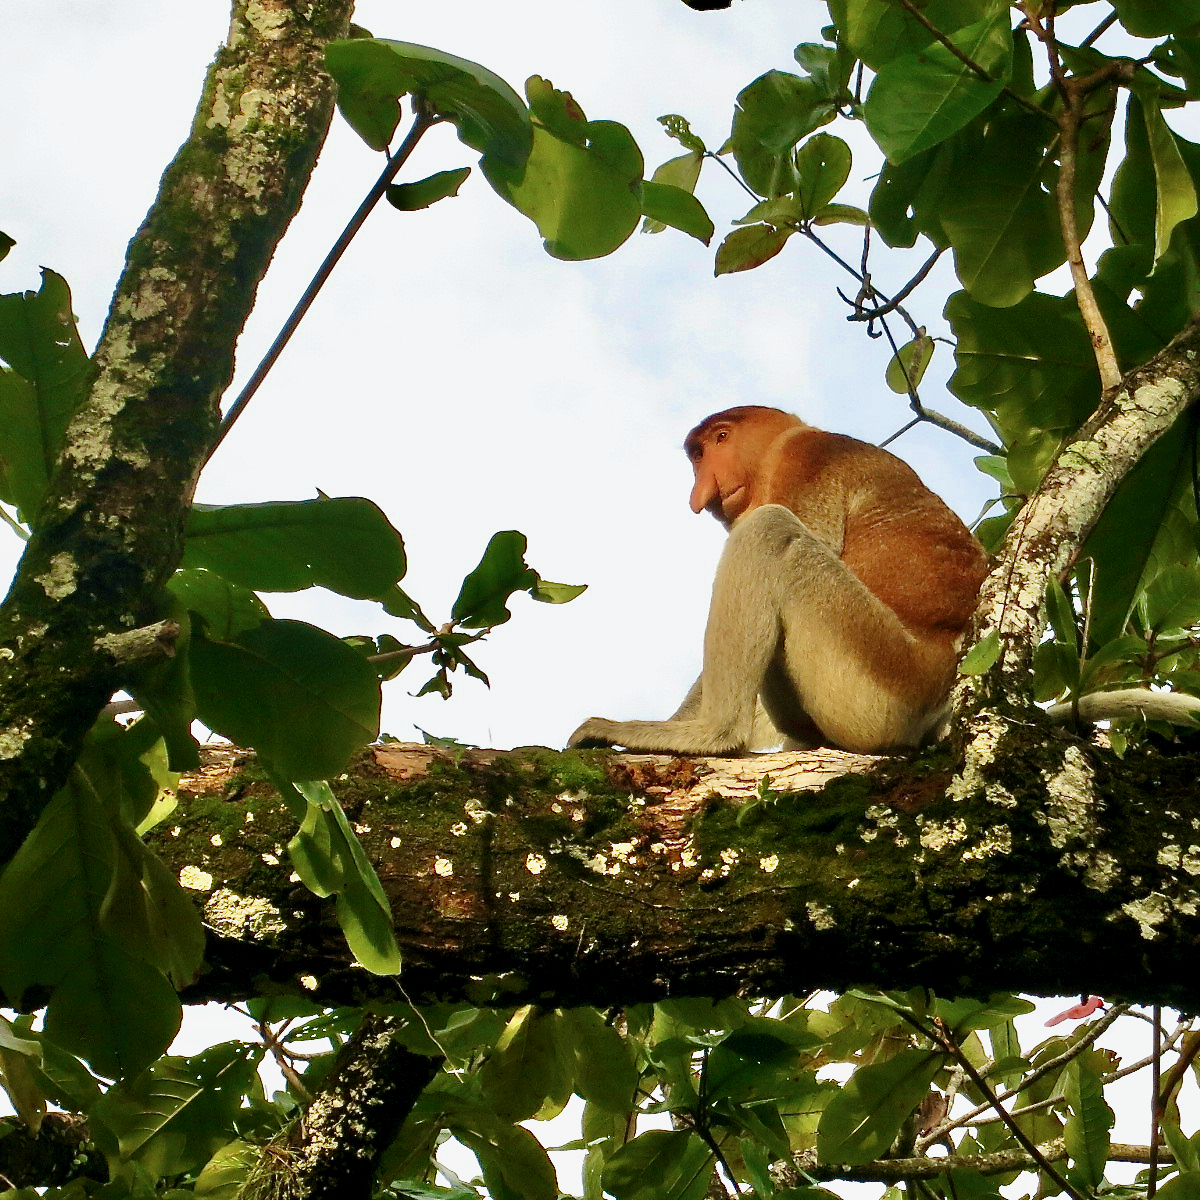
[917, 1003, 1131, 1151]
[847, 248, 945, 323]
[207, 108, 440, 459]
[1149, 1007, 1162, 1199]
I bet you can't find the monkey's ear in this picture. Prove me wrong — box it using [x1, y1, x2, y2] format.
[681, 0, 733, 9]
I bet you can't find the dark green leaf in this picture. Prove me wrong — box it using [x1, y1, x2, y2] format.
[602, 1129, 714, 1200]
[190, 620, 380, 781]
[794, 133, 851, 217]
[863, 13, 1012, 164]
[167, 568, 269, 641]
[1114, 0, 1200, 37]
[817, 1047, 942, 1163]
[447, 1108, 559, 1200]
[562, 1008, 639, 1113]
[185, 496, 407, 599]
[1064, 1052, 1114, 1190]
[0, 270, 90, 520]
[639, 181, 714, 243]
[479, 1007, 570, 1121]
[91, 1043, 259, 1177]
[279, 779, 400, 975]
[326, 38, 531, 167]
[1128, 90, 1199, 262]
[452, 530, 583, 628]
[386, 167, 472, 210]
[731, 70, 834, 197]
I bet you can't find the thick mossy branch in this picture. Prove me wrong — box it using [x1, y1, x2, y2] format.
[161, 741, 1200, 1013]
[0, 0, 355, 864]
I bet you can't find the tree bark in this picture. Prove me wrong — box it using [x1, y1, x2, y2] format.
[0, 0, 355, 865]
[162, 739, 1200, 1014]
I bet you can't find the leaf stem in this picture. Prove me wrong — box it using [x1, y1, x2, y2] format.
[207, 108, 440, 460]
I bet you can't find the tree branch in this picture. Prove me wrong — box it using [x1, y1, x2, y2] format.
[0, 0, 356, 864]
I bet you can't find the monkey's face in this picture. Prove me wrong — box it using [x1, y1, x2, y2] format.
[687, 422, 752, 525]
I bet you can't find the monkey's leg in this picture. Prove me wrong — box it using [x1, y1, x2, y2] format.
[569, 505, 951, 755]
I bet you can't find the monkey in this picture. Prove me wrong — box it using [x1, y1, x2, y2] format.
[568, 405, 1200, 757]
[568, 405, 990, 756]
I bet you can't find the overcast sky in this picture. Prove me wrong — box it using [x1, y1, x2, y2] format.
[5, 0, 1009, 750]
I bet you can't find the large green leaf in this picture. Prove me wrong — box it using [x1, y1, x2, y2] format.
[479, 1007, 571, 1122]
[639, 182, 714, 244]
[451, 530, 585, 629]
[830, 0, 1008, 71]
[795, 133, 852, 218]
[1114, 0, 1200, 37]
[562, 1007, 639, 1113]
[447, 1107, 560, 1200]
[167, 567, 269, 641]
[730, 70, 834, 198]
[0, 765, 186, 1078]
[1129, 90, 1199, 262]
[946, 289, 1098, 438]
[184, 496, 407, 599]
[325, 38, 531, 168]
[91, 1042, 260, 1177]
[280, 779, 400, 975]
[939, 108, 1065, 307]
[602, 1129, 714, 1200]
[1064, 1052, 1114, 1190]
[0, 269, 90, 520]
[189, 619, 380, 780]
[816, 1047, 942, 1163]
[863, 13, 1012, 164]
[484, 80, 644, 260]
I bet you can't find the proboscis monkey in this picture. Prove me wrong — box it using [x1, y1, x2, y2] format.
[568, 405, 990, 755]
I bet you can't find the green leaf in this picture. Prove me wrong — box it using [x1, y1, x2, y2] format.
[0, 231, 14, 261]
[885, 332, 935, 394]
[715, 225, 792, 275]
[658, 114, 706, 154]
[959, 630, 1001, 676]
[1129, 91, 1199, 263]
[1156, 1173, 1200, 1200]
[193, 1139, 260, 1199]
[812, 203, 870, 226]
[325, 38, 532, 168]
[817, 1047, 942, 1163]
[91, 1042, 259, 1177]
[1063, 1053, 1114, 1190]
[0, 776, 183, 1078]
[863, 13, 1012, 164]
[447, 1108, 559, 1200]
[386, 167, 472, 210]
[562, 1008, 639, 1113]
[184, 496, 407, 599]
[190, 620, 380, 781]
[643, 150, 704, 235]
[938, 108, 1065, 307]
[602, 1129, 714, 1200]
[483, 80, 644, 260]
[479, 1007, 570, 1121]
[794, 133, 852, 218]
[1142, 563, 1200, 632]
[452, 530, 584, 628]
[639, 181, 714, 244]
[830, 0, 1008, 71]
[280, 779, 400, 975]
[167, 568, 269, 641]
[731, 70, 835, 197]
[946, 289, 1098, 439]
[0, 269, 90, 521]
[1114, 0, 1200, 37]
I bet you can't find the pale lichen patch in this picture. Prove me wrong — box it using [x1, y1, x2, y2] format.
[204, 888, 287, 940]
[463, 798, 489, 825]
[962, 825, 1013, 862]
[918, 817, 969, 852]
[760, 854, 779, 873]
[1041, 745, 1095, 850]
[525, 853, 547, 875]
[433, 857, 453, 877]
[35, 552, 78, 600]
[179, 865, 214, 892]
[1119, 892, 1169, 940]
[551, 914, 569, 931]
[0, 723, 32, 761]
[807, 902, 835, 931]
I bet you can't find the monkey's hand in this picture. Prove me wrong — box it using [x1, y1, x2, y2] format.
[567, 718, 620, 749]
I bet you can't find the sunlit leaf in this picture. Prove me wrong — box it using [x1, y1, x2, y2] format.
[386, 167, 472, 210]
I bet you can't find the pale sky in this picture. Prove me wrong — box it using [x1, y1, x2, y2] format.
[4, 0, 999, 750]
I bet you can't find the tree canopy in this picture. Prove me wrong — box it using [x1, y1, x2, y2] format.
[4, 1, 1200, 1198]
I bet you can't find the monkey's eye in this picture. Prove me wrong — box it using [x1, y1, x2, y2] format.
[714, 428, 729, 443]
